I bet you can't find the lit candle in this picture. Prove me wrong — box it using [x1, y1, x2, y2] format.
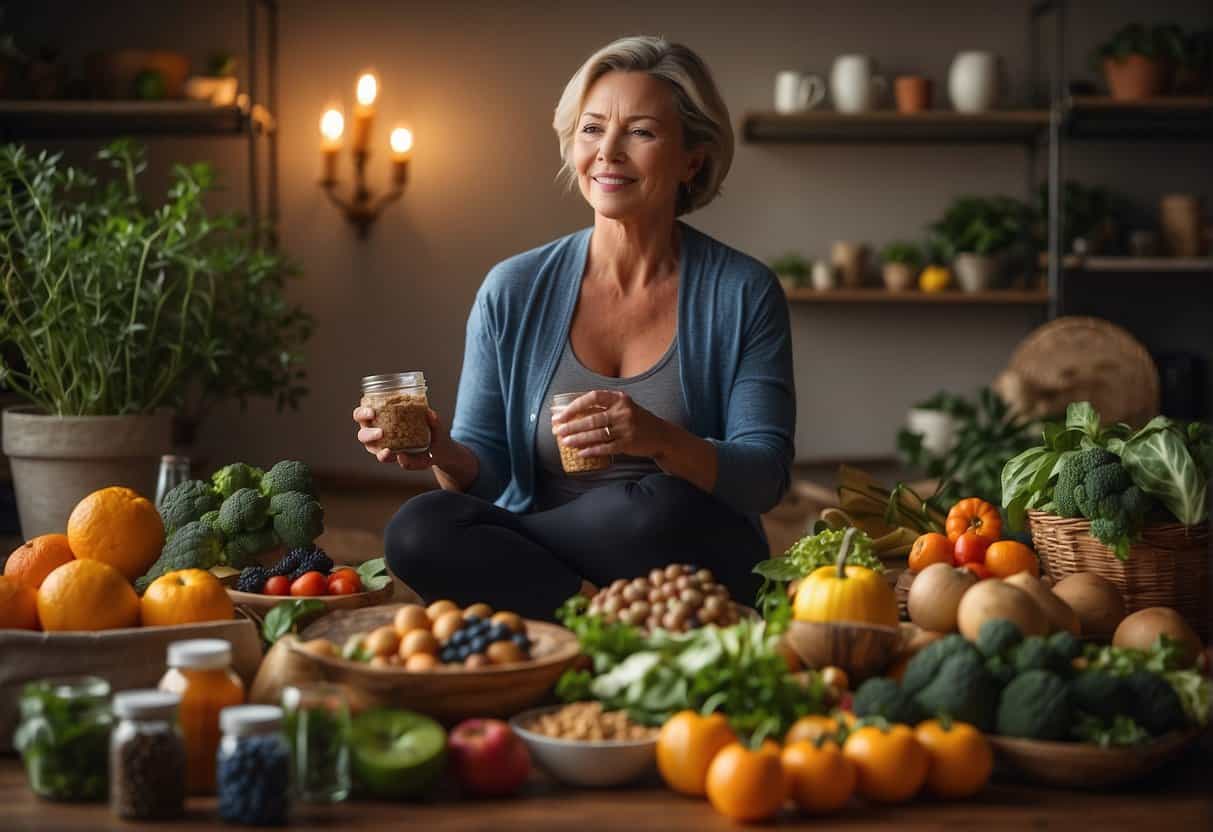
[390, 126, 413, 187]
[319, 107, 344, 183]
[351, 71, 378, 154]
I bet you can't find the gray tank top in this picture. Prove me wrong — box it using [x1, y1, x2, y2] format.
[534, 336, 690, 511]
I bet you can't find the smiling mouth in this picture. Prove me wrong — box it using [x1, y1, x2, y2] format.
[592, 175, 636, 185]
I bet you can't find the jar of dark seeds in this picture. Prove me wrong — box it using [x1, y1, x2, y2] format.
[360, 371, 431, 454]
[109, 690, 186, 821]
[217, 705, 290, 826]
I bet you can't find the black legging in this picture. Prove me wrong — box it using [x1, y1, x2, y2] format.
[384, 474, 767, 621]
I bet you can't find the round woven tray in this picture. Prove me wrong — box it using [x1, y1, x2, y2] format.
[998, 316, 1159, 426]
[1027, 510, 1209, 638]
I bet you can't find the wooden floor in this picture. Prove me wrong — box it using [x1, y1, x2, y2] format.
[3, 750, 1211, 831]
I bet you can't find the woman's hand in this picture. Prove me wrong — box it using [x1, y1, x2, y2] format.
[552, 390, 669, 461]
[352, 406, 444, 470]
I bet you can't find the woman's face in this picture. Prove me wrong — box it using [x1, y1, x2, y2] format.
[573, 71, 703, 222]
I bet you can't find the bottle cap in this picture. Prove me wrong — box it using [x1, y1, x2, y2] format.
[361, 371, 426, 393]
[167, 639, 232, 670]
[221, 705, 283, 737]
[113, 690, 180, 720]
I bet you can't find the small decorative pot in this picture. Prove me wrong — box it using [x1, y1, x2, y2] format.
[881, 262, 916, 291]
[831, 241, 868, 288]
[948, 51, 999, 113]
[1103, 55, 1165, 101]
[810, 260, 837, 291]
[906, 408, 956, 456]
[894, 76, 932, 114]
[776, 272, 803, 293]
[952, 253, 1001, 292]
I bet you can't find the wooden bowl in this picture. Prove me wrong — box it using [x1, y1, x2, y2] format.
[293, 603, 581, 724]
[222, 575, 394, 615]
[988, 731, 1200, 788]
[784, 619, 905, 682]
[894, 569, 916, 620]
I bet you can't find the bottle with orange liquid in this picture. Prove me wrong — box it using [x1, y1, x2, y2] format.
[158, 639, 245, 794]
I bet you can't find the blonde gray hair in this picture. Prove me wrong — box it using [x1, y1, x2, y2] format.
[553, 36, 734, 216]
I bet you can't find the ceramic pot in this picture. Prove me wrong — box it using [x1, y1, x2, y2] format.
[1103, 55, 1165, 101]
[776, 272, 803, 292]
[952, 253, 1001, 292]
[948, 51, 999, 113]
[882, 262, 917, 292]
[906, 409, 956, 456]
[1159, 194, 1203, 256]
[830, 55, 886, 113]
[774, 70, 826, 113]
[831, 241, 868, 288]
[810, 260, 837, 291]
[894, 76, 932, 113]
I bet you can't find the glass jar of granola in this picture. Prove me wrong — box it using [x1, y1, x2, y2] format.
[551, 391, 611, 474]
[360, 372, 431, 454]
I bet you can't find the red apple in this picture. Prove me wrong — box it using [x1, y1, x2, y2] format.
[447, 718, 530, 797]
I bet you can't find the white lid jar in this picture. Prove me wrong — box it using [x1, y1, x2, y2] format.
[360, 371, 431, 454]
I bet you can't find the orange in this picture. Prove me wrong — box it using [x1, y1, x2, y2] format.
[37, 559, 140, 632]
[908, 532, 953, 573]
[0, 576, 39, 630]
[4, 533, 75, 589]
[141, 569, 234, 627]
[784, 714, 843, 746]
[67, 486, 164, 582]
[782, 740, 856, 813]
[704, 740, 787, 823]
[915, 719, 993, 799]
[984, 540, 1040, 578]
[843, 724, 929, 804]
[656, 710, 737, 796]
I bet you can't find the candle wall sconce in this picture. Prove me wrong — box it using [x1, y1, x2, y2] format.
[319, 71, 413, 239]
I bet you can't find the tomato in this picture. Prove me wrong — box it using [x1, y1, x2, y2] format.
[842, 724, 929, 804]
[704, 741, 787, 823]
[914, 719, 993, 799]
[945, 497, 1002, 543]
[655, 711, 737, 796]
[327, 569, 362, 595]
[784, 714, 843, 746]
[952, 530, 991, 566]
[909, 532, 953, 573]
[782, 740, 856, 813]
[960, 562, 992, 580]
[263, 575, 291, 596]
[984, 540, 1040, 578]
[290, 571, 328, 597]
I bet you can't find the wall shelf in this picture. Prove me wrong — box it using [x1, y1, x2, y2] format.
[0, 100, 275, 138]
[742, 110, 1050, 144]
[1064, 96, 1213, 141]
[784, 288, 1049, 304]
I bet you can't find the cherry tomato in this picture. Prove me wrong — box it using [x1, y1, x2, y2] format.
[328, 572, 361, 595]
[290, 571, 328, 597]
[961, 562, 992, 580]
[263, 575, 291, 596]
[952, 531, 991, 566]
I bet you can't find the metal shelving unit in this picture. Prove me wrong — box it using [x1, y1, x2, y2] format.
[742, 110, 1050, 143]
[0, 0, 279, 241]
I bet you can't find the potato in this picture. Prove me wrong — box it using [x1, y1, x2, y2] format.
[298, 638, 337, 658]
[486, 640, 523, 665]
[1004, 572, 1081, 635]
[364, 626, 401, 657]
[400, 628, 440, 659]
[907, 563, 977, 633]
[463, 602, 494, 620]
[426, 599, 459, 622]
[464, 653, 489, 669]
[1051, 572, 1125, 641]
[405, 652, 439, 671]
[1113, 607, 1202, 665]
[369, 655, 391, 668]
[393, 604, 431, 637]
[431, 609, 464, 642]
[956, 579, 1048, 642]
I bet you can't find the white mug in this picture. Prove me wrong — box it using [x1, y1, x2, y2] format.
[948, 51, 1000, 113]
[810, 260, 836, 291]
[774, 70, 826, 113]
[830, 54, 887, 113]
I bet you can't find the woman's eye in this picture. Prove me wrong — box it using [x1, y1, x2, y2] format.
[580, 124, 602, 134]
[632, 129, 654, 137]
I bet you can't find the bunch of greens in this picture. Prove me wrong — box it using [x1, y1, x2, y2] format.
[879, 241, 922, 267]
[897, 387, 1037, 511]
[768, 252, 809, 285]
[13, 679, 113, 801]
[1092, 22, 1186, 68]
[927, 195, 1029, 259]
[555, 596, 824, 740]
[1001, 402, 1210, 557]
[1083, 637, 1210, 729]
[752, 527, 882, 629]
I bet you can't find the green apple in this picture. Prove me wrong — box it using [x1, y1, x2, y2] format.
[350, 708, 447, 799]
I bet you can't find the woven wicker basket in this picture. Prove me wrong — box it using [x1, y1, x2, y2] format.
[1027, 510, 1210, 638]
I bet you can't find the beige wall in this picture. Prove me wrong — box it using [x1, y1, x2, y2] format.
[11, 1, 1213, 483]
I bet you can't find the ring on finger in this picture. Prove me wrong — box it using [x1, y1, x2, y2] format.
[604, 424, 612, 440]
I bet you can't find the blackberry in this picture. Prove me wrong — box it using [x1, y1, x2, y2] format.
[286, 546, 333, 580]
[235, 566, 271, 594]
[268, 548, 306, 577]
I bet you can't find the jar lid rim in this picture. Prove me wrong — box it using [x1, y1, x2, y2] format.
[362, 371, 426, 393]
[221, 704, 283, 735]
[25, 675, 110, 700]
[167, 638, 232, 669]
[113, 690, 180, 719]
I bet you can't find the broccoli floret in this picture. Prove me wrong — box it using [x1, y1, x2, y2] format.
[259, 460, 314, 498]
[977, 619, 1023, 659]
[269, 491, 325, 549]
[1047, 631, 1083, 664]
[211, 463, 264, 499]
[986, 655, 1016, 687]
[200, 510, 220, 528]
[1085, 463, 1132, 501]
[217, 488, 271, 537]
[1055, 448, 1116, 518]
[1057, 455, 1151, 559]
[1121, 485, 1151, 518]
[901, 634, 977, 697]
[135, 521, 226, 593]
[913, 651, 998, 731]
[853, 678, 925, 724]
[1012, 636, 1073, 676]
[223, 528, 280, 569]
[1069, 671, 1134, 721]
[158, 480, 222, 536]
[1123, 671, 1187, 735]
[996, 670, 1072, 740]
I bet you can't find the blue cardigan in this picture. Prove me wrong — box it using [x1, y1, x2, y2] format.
[449, 222, 796, 534]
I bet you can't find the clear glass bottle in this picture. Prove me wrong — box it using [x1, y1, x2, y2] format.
[158, 639, 246, 795]
[360, 371, 431, 454]
[282, 683, 351, 803]
[13, 676, 113, 802]
[551, 391, 611, 473]
[217, 705, 291, 826]
[155, 454, 191, 509]
[109, 690, 186, 821]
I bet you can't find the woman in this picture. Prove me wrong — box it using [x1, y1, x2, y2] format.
[354, 36, 795, 620]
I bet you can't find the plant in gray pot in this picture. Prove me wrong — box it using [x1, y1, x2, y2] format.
[927, 196, 1028, 293]
[0, 141, 313, 537]
[878, 241, 922, 292]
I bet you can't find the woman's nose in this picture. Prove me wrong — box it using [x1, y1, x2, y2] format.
[597, 126, 626, 161]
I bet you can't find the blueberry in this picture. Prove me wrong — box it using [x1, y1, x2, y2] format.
[490, 623, 511, 642]
[450, 628, 468, 646]
[511, 632, 531, 651]
[456, 644, 472, 661]
[464, 615, 482, 626]
[469, 636, 488, 654]
[440, 647, 456, 663]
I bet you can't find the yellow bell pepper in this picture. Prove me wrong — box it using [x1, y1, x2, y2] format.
[793, 527, 899, 627]
[918, 265, 951, 293]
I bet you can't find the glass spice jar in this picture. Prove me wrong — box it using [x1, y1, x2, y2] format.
[110, 690, 187, 821]
[217, 705, 291, 826]
[13, 676, 113, 802]
[282, 683, 352, 803]
[551, 391, 611, 473]
[158, 638, 246, 795]
[360, 371, 431, 454]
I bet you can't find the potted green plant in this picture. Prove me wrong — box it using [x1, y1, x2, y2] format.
[927, 196, 1028, 292]
[0, 141, 312, 537]
[1174, 29, 1212, 94]
[1092, 23, 1185, 100]
[1033, 181, 1119, 256]
[769, 252, 810, 292]
[185, 52, 240, 106]
[878, 241, 922, 292]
